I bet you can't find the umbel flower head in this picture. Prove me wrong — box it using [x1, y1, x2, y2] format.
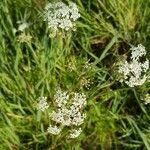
[37, 89, 86, 138]
[119, 44, 149, 87]
[50, 90, 86, 127]
[43, 2, 80, 31]
[48, 89, 86, 138]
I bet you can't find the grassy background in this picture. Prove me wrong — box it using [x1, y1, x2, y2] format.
[0, 0, 150, 149]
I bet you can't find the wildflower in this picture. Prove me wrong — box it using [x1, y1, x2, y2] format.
[50, 91, 86, 126]
[68, 128, 82, 139]
[50, 109, 65, 124]
[142, 94, 150, 105]
[80, 78, 93, 89]
[48, 89, 86, 138]
[18, 32, 32, 43]
[18, 22, 29, 31]
[119, 44, 149, 87]
[37, 97, 49, 111]
[131, 44, 146, 60]
[73, 92, 87, 108]
[47, 125, 61, 135]
[43, 2, 80, 31]
[54, 89, 69, 107]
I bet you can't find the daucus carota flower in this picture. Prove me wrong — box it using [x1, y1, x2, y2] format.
[43, 2, 80, 31]
[36, 89, 86, 138]
[48, 89, 86, 138]
[47, 125, 61, 135]
[50, 90, 86, 126]
[68, 128, 82, 139]
[73, 92, 87, 109]
[54, 89, 69, 108]
[131, 44, 147, 60]
[142, 94, 150, 105]
[119, 44, 149, 87]
[37, 97, 49, 111]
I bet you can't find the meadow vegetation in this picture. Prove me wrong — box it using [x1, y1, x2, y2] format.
[0, 0, 150, 149]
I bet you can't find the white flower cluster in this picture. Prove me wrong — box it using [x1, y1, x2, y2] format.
[142, 94, 150, 105]
[47, 124, 61, 135]
[68, 128, 82, 139]
[48, 89, 86, 138]
[37, 97, 49, 111]
[44, 2, 80, 31]
[119, 44, 149, 87]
